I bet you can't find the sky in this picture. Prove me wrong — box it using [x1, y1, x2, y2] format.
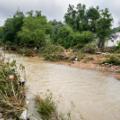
[0, 0, 119, 27]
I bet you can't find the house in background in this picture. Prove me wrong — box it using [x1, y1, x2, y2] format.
[106, 32, 120, 47]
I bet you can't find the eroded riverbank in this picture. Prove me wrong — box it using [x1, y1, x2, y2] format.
[54, 53, 120, 80]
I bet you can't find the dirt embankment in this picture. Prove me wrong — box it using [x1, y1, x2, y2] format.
[56, 54, 120, 80]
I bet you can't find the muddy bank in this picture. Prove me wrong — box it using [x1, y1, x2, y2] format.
[54, 54, 120, 80]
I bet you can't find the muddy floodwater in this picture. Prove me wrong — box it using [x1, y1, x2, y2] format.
[5, 53, 120, 120]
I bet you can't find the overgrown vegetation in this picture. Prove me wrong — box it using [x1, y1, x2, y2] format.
[0, 58, 25, 119]
[64, 4, 113, 49]
[0, 3, 114, 57]
[35, 93, 56, 120]
[81, 42, 98, 54]
[102, 54, 120, 65]
[43, 44, 65, 61]
[35, 92, 71, 120]
[0, 3, 119, 65]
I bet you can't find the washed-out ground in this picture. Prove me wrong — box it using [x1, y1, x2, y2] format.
[55, 54, 120, 80]
[2, 51, 120, 120]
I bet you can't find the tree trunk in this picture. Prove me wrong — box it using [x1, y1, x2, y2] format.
[98, 38, 105, 51]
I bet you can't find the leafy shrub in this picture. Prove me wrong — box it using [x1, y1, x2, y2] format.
[17, 48, 36, 56]
[82, 42, 97, 54]
[43, 44, 64, 54]
[44, 54, 70, 62]
[73, 31, 95, 49]
[51, 25, 74, 49]
[114, 42, 120, 53]
[35, 92, 71, 120]
[51, 23, 95, 49]
[117, 42, 120, 49]
[102, 55, 120, 65]
[44, 54, 63, 61]
[43, 44, 65, 61]
[17, 29, 47, 48]
[35, 93, 56, 120]
[103, 46, 116, 53]
[115, 49, 120, 53]
[76, 51, 85, 61]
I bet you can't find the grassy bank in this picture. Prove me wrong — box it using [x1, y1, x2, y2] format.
[0, 57, 26, 119]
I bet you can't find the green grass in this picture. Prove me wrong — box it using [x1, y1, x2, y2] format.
[35, 93, 56, 120]
[35, 92, 71, 120]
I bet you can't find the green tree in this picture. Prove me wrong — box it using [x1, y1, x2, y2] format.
[3, 10, 24, 44]
[50, 22, 94, 49]
[86, 6, 100, 32]
[35, 10, 42, 17]
[18, 28, 46, 47]
[17, 13, 50, 48]
[27, 10, 33, 17]
[65, 4, 88, 32]
[51, 24, 74, 48]
[50, 21, 64, 44]
[0, 27, 3, 40]
[64, 4, 76, 30]
[76, 3, 88, 31]
[96, 8, 113, 49]
[72, 31, 94, 48]
[65, 3, 113, 49]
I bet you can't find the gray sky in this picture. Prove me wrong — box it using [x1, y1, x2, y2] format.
[0, 0, 119, 27]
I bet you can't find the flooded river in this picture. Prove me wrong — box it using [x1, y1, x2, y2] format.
[5, 53, 120, 120]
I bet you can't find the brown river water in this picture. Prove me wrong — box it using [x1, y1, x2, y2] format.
[4, 53, 120, 120]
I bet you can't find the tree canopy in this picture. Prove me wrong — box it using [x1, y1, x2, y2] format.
[64, 4, 113, 49]
[0, 3, 113, 50]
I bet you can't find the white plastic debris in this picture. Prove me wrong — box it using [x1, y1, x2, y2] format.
[26, 100, 29, 105]
[20, 79, 26, 83]
[75, 57, 78, 61]
[20, 108, 28, 120]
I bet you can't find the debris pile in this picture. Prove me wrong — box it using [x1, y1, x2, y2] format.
[0, 59, 26, 119]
